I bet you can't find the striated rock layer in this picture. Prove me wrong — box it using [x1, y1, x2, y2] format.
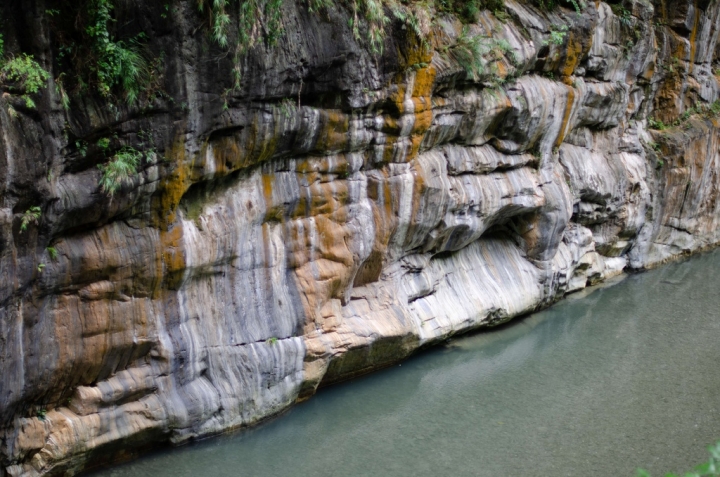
[2, 0, 720, 474]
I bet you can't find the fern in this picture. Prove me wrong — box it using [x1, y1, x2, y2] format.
[86, 0, 149, 104]
[47, 247, 59, 261]
[98, 147, 144, 196]
[19, 206, 41, 232]
[447, 27, 515, 83]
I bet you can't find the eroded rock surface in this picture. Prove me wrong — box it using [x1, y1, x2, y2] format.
[2, 0, 720, 474]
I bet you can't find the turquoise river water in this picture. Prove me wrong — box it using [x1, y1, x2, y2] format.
[89, 249, 720, 476]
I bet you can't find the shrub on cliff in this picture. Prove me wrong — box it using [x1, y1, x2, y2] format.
[0, 34, 50, 110]
[98, 147, 144, 197]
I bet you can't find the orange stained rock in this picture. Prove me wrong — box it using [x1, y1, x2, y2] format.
[655, 72, 683, 123]
[313, 215, 354, 268]
[154, 138, 191, 228]
[295, 257, 350, 324]
[560, 34, 585, 80]
[160, 222, 186, 290]
[554, 85, 576, 149]
[315, 110, 350, 153]
[355, 174, 396, 287]
[688, 0, 700, 74]
[412, 65, 436, 100]
[399, 26, 434, 69]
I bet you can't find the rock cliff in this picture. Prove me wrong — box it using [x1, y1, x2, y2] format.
[2, 0, 720, 474]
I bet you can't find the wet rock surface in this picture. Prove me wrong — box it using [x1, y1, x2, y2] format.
[2, 0, 720, 474]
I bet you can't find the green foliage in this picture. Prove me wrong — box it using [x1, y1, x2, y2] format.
[648, 101, 720, 132]
[85, 0, 149, 104]
[98, 146, 144, 197]
[278, 97, 296, 118]
[708, 100, 720, 117]
[531, 0, 582, 13]
[36, 409, 47, 420]
[648, 117, 667, 130]
[20, 207, 41, 232]
[543, 24, 569, 46]
[37, 263, 46, 273]
[266, 337, 278, 345]
[445, 27, 515, 85]
[348, 0, 388, 53]
[47, 247, 59, 261]
[0, 54, 51, 109]
[55, 74, 70, 110]
[611, 4, 633, 25]
[199, 0, 286, 90]
[636, 441, 720, 477]
[201, 0, 516, 97]
[200, 0, 285, 52]
[76, 140, 88, 157]
[436, 0, 505, 22]
[97, 137, 111, 151]
[138, 128, 161, 161]
[390, 4, 428, 48]
[307, 0, 333, 12]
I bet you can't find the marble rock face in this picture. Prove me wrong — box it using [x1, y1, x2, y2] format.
[1, 0, 720, 474]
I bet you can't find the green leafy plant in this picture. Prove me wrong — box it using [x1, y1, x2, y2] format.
[97, 137, 111, 151]
[200, 0, 285, 52]
[612, 5, 633, 26]
[647, 100, 720, 133]
[266, 337, 278, 345]
[708, 100, 720, 117]
[436, 0, 505, 22]
[37, 263, 46, 273]
[348, 0, 390, 53]
[137, 128, 160, 160]
[84, 0, 150, 104]
[390, 4, 428, 48]
[278, 97, 295, 118]
[55, 74, 70, 110]
[47, 247, 59, 261]
[531, 0, 582, 13]
[445, 27, 515, 85]
[636, 441, 720, 477]
[76, 140, 88, 157]
[543, 24, 569, 46]
[199, 0, 286, 94]
[648, 117, 667, 130]
[36, 409, 47, 420]
[0, 54, 51, 108]
[19, 206, 41, 232]
[98, 146, 144, 196]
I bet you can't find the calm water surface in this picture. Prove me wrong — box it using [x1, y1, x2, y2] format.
[90, 250, 720, 477]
